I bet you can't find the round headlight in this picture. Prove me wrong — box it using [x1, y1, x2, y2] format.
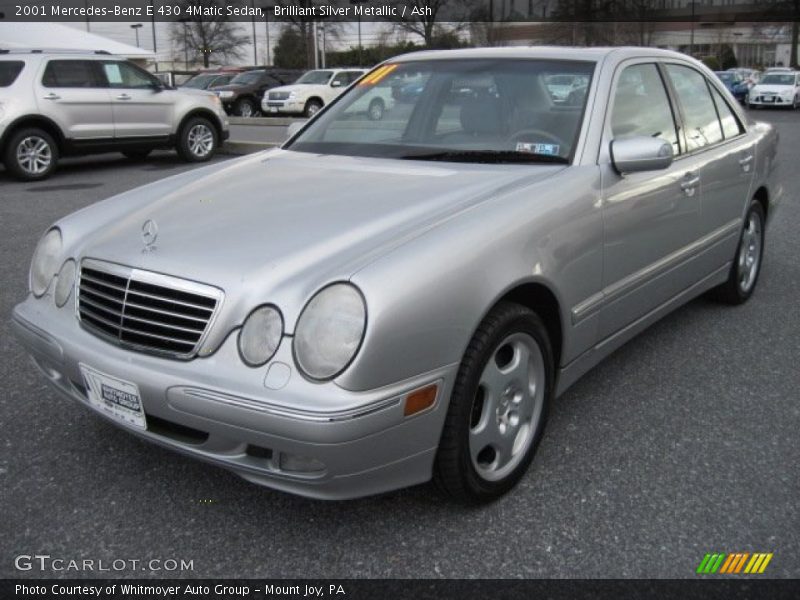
[294, 283, 366, 381]
[238, 305, 283, 367]
[54, 259, 76, 307]
[30, 228, 62, 297]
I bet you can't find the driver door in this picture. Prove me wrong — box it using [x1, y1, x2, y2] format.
[99, 61, 173, 139]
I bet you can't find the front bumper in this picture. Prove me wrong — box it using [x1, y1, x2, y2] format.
[261, 99, 305, 115]
[11, 294, 455, 499]
[748, 95, 794, 107]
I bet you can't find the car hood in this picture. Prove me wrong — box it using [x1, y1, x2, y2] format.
[210, 83, 248, 92]
[752, 85, 794, 93]
[62, 149, 564, 344]
[268, 83, 325, 95]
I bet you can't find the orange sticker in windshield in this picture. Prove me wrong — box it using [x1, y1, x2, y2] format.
[360, 64, 398, 85]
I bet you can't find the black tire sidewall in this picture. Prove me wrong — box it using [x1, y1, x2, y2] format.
[734, 201, 766, 302]
[368, 98, 384, 120]
[305, 100, 322, 117]
[436, 303, 554, 502]
[177, 117, 217, 162]
[5, 128, 59, 181]
[235, 98, 255, 117]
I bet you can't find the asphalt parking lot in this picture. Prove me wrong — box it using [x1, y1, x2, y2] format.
[1, 111, 798, 579]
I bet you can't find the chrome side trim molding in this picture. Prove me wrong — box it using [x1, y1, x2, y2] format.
[571, 218, 741, 324]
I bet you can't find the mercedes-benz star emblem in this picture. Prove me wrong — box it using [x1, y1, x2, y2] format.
[141, 219, 158, 250]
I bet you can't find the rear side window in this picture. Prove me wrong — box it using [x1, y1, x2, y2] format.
[665, 64, 724, 151]
[101, 61, 157, 89]
[0, 61, 25, 87]
[709, 84, 743, 139]
[611, 63, 681, 155]
[42, 60, 102, 88]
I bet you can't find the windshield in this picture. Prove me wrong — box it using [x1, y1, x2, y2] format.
[761, 74, 795, 85]
[716, 73, 735, 83]
[296, 70, 333, 84]
[230, 71, 262, 85]
[183, 74, 219, 89]
[286, 59, 595, 163]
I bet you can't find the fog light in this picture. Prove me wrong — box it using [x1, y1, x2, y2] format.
[279, 452, 325, 474]
[404, 383, 439, 416]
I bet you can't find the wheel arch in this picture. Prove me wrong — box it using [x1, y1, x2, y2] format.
[753, 185, 769, 222]
[1, 114, 66, 152]
[177, 109, 224, 141]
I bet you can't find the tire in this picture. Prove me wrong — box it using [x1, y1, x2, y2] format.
[234, 97, 257, 118]
[793, 96, 799, 110]
[304, 99, 323, 117]
[122, 149, 152, 161]
[176, 117, 218, 163]
[367, 98, 385, 121]
[710, 200, 765, 305]
[434, 301, 554, 503]
[3, 127, 59, 181]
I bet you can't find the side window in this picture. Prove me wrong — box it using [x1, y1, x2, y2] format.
[42, 60, 101, 88]
[345, 71, 364, 85]
[0, 61, 25, 87]
[332, 72, 349, 87]
[610, 63, 680, 155]
[102, 61, 156, 89]
[709, 84, 743, 139]
[664, 64, 724, 151]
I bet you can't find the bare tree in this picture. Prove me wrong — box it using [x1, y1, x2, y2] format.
[389, 0, 472, 47]
[170, 0, 250, 68]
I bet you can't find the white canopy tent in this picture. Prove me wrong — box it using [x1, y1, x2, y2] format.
[0, 23, 154, 63]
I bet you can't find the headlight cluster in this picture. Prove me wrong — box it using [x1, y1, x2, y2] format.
[30, 228, 76, 307]
[30, 228, 62, 296]
[218, 91, 234, 99]
[237, 283, 366, 381]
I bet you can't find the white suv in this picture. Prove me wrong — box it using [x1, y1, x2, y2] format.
[263, 68, 394, 119]
[0, 50, 230, 180]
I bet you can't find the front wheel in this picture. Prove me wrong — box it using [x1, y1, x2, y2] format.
[234, 97, 257, 118]
[434, 302, 554, 503]
[176, 117, 218, 162]
[710, 200, 765, 304]
[367, 98, 385, 121]
[304, 99, 323, 117]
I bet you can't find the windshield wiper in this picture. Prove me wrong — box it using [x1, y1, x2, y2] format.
[399, 150, 569, 164]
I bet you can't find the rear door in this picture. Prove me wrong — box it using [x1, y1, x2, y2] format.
[99, 60, 173, 139]
[35, 59, 113, 140]
[663, 63, 754, 275]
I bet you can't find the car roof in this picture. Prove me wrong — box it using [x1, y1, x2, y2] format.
[388, 46, 690, 64]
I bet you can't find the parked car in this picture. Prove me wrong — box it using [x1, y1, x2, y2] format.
[211, 68, 301, 117]
[12, 47, 780, 502]
[262, 68, 366, 117]
[180, 69, 242, 91]
[153, 70, 197, 88]
[748, 71, 800, 109]
[714, 71, 749, 103]
[0, 50, 229, 181]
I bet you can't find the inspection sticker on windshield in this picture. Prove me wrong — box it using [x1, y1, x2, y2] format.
[516, 142, 560, 156]
[79, 364, 147, 430]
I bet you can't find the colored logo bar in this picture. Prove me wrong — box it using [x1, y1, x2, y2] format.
[696, 553, 773, 574]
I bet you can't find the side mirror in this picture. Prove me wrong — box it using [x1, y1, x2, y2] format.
[610, 136, 674, 174]
[286, 121, 307, 138]
[331, 80, 342, 88]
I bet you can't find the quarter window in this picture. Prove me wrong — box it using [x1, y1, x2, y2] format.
[42, 60, 102, 88]
[0, 61, 24, 87]
[611, 63, 680, 154]
[709, 84, 743, 139]
[665, 64, 724, 151]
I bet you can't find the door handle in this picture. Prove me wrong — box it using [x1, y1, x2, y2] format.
[116, 93, 132, 100]
[42, 93, 61, 100]
[680, 173, 700, 196]
[739, 155, 753, 172]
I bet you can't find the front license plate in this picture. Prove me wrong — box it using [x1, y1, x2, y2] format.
[763, 97, 774, 102]
[79, 364, 147, 429]
[270, 106, 278, 113]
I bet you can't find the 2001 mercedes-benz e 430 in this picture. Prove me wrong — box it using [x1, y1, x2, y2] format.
[12, 47, 781, 502]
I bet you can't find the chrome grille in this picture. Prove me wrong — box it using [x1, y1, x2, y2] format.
[77, 260, 223, 359]
[268, 91, 290, 100]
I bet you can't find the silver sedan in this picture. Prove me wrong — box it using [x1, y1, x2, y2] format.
[12, 47, 781, 502]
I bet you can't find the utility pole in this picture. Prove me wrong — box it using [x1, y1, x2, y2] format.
[264, 5, 271, 66]
[251, 0, 258, 65]
[690, 1, 696, 57]
[312, 21, 319, 69]
[149, 0, 158, 71]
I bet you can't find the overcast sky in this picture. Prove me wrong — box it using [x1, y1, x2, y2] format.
[63, 20, 399, 66]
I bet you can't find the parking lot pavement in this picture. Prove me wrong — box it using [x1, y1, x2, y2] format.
[1, 112, 798, 579]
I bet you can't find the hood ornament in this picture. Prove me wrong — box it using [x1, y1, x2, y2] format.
[141, 219, 158, 253]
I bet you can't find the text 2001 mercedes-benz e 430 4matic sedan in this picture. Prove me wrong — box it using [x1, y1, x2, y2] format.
[13, 48, 781, 502]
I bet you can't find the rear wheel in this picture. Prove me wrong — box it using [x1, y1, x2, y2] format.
[176, 117, 218, 162]
[434, 302, 554, 503]
[234, 97, 257, 118]
[4, 128, 58, 181]
[710, 200, 765, 305]
[368, 98, 385, 121]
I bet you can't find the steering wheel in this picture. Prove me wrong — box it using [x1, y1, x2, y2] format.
[507, 129, 566, 151]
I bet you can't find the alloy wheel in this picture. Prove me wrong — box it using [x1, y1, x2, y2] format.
[16, 136, 52, 176]
[187, 124, 214, 158]
[737, 210, 762, 294]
